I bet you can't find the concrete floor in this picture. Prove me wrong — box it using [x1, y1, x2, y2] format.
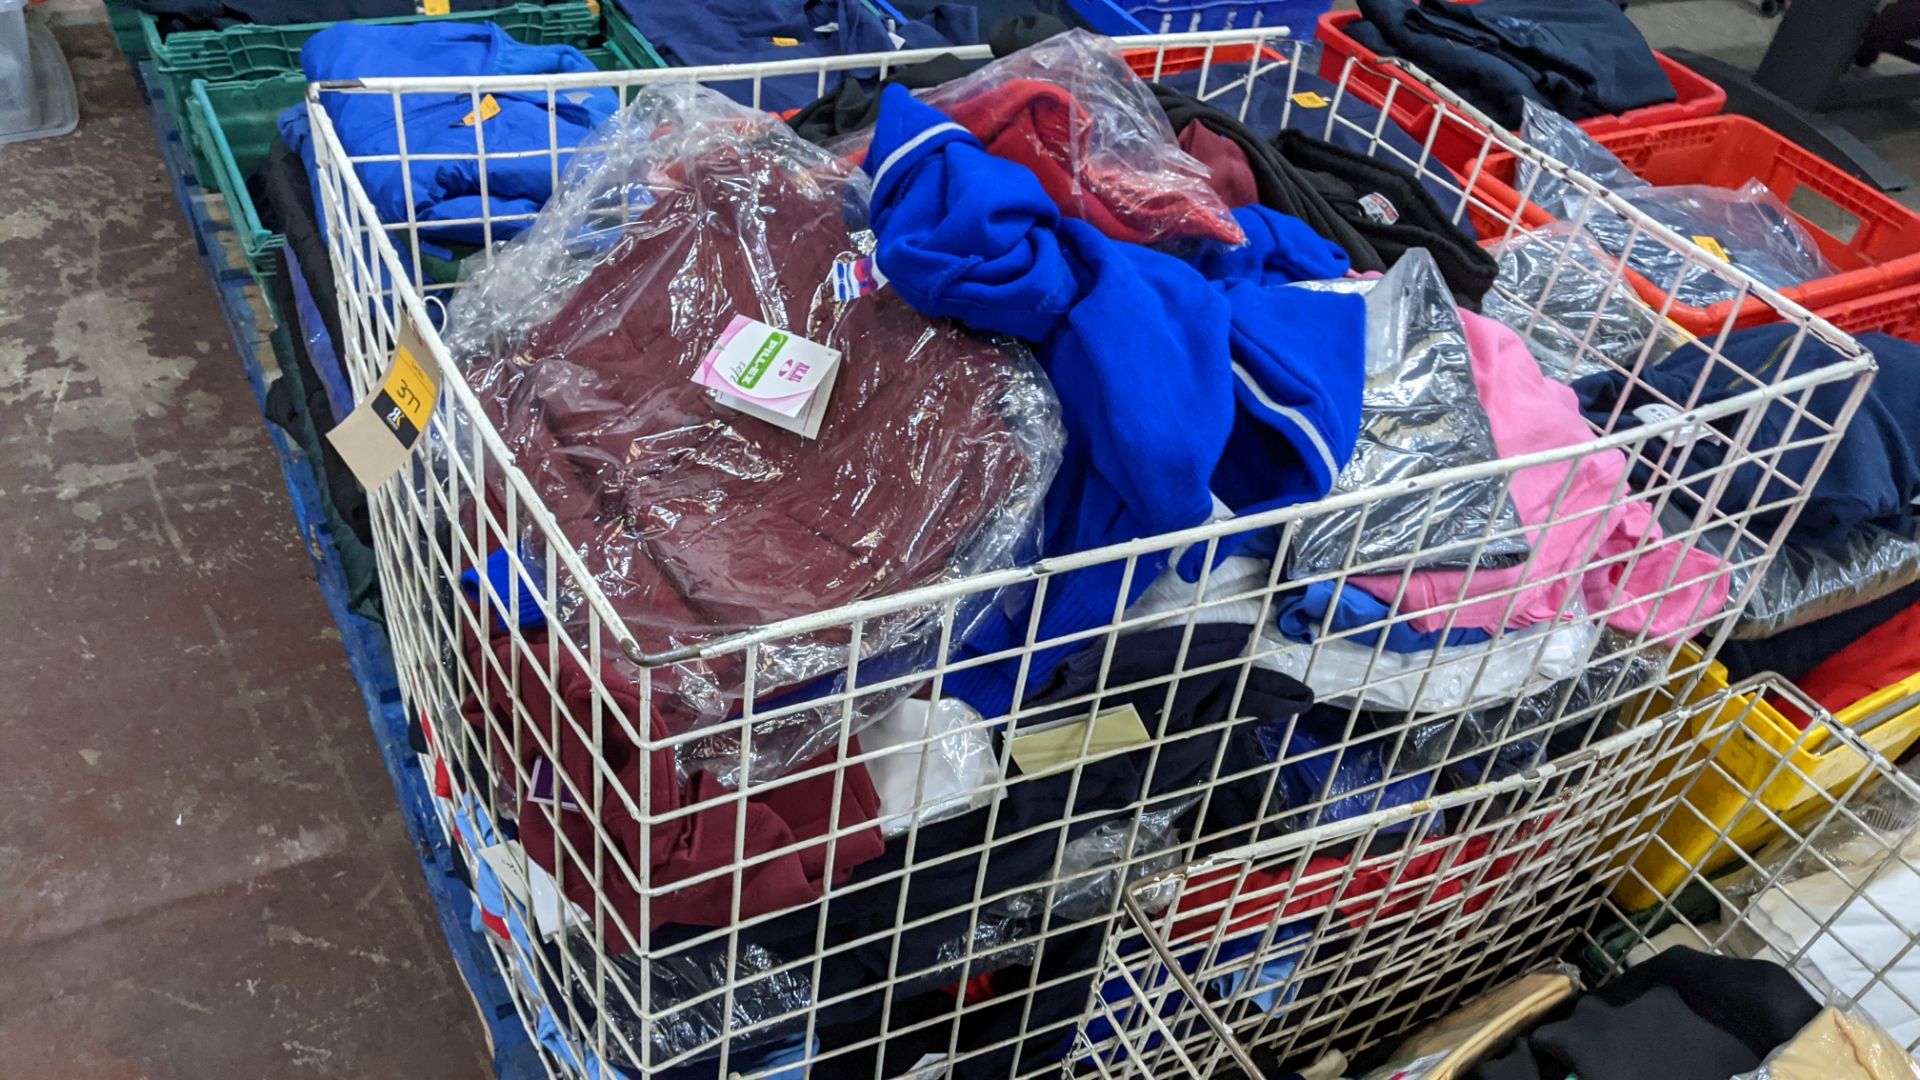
[0, 20, 491, 1080]
[0, 1, 1915, 1078]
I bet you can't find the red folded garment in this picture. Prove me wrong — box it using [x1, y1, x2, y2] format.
[1178, 122, 1260, 210]
[462, 628, 885, 946]
[941, 78, 1245, 247]
[1794, 595, 1920, 720]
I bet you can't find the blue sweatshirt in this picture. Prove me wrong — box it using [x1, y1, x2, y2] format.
[861, 86, 1367, 718]
[303, 22, 618, 254]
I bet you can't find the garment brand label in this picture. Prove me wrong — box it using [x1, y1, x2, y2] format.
[1633, 401, 1703, 445]
[461, 94, 502, 126]
[421, 0, 448, 12]
[830, 253, 888, 301]
[527, 758, 583, 812]
[692, 315, 841, 439]
[327, 314, 441, 488]
[1290, 90, 1330, 109]
[1358, 191, 1400, 225]
[1692, 234, 1731, 262]
[1009, 704, 1153, 776]
[771, 35, 800, 45]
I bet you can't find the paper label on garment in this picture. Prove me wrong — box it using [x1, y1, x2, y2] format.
[1633, 402, 1704, 445]
[771, 35, 801, 46]
[420, 0, 449, 12]
[1358, 191, 1400, 225]
[460, 94, 502, 126]
[1290, 90, 1330, 109]
[693, 315, 841, 439]
[1008, 704, 1153, 776]
[476, 843, 531, 904]
[327, 315, 440, 489]
[1692, 234, 1732, 263]
[526, 758, 583, 813]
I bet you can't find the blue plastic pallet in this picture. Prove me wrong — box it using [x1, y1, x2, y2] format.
[134, 61, 547, 1080]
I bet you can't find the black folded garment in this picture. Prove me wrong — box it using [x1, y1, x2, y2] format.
[1472, 948, 1820, 1080]
[1269, 129, 1497, 309]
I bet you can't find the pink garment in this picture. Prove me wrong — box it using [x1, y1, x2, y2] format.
[1352, 309, 1729, 638]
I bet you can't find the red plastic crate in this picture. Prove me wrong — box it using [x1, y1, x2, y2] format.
[1475, 115, 1920, 335]
[1815, 282, 1920, 341]
[1311, 10, 1725, 141]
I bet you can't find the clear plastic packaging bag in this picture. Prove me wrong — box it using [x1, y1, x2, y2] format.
[1661, 505, 1920, 640]
[1718, 767, 1920, 1050]
[1481, 222, 1692, 383]
[1518, 102, 1837, 311]
[1286, 249, 1527, 576]
[838, 29, 1243, 248]
[445, 83, 1064, 742]
[989, 800, 1193, 922]
[561, 932, 813, 1064]
[1737, 1003, 1920, 1079]
[858, 694, 1001, 837]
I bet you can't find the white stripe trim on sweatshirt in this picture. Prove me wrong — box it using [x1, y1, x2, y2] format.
[1231, 360, 1339, 481]
[871, 121, 970, 192]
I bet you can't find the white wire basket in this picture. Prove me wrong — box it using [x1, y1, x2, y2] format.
[1097, 704, 1920, 1077]
[304, 28, 1880, 1080]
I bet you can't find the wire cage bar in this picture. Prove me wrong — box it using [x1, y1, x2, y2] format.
[304, 28, 1880, 1080]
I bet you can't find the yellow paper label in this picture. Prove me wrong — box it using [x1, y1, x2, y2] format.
[422, 0, 449, 14]
[1290, 90, 1330, 109]
[461, 94, 502, 126]
[771, 35, 800, 46]
[383, 344, 437, 433]
[583, 0, 599, 14]
[1009, 704, 1152, 776]
[1692, 235, 1731, 262]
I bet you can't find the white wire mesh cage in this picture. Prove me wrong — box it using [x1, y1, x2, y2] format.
[303, 28, 1880, 1080]
[1087, 706, 1920, 1078]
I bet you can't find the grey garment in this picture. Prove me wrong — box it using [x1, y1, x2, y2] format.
[1287, 249, 1529, 577]
[1482, 222, 1690, 384]
[1660, 504, 1920, 641]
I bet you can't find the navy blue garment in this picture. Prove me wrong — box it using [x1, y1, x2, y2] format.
[1275, 580, 1494, 651]
[1572, 327, 1920, 555]
[1717, 579, 1920, 684]
[1355, 0, 1674, 129]
[1156, 63, 1465, 218]
[861, 83, 1367, 718]
[612, 0, 974, 112]
[303, 22, 617, 253]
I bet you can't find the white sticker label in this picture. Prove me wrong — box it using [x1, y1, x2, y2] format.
[1358, 191, 1400, 225]
[1633, 402, 1703, 444]
[692, 315, 841, 439]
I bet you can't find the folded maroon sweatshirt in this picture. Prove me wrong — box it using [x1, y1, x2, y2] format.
[471, 136, 1045, 726]
[462, 629, 885, 942]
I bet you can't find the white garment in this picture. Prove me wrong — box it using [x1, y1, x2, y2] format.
[1742, 836, 1920, 1049]
[1262, 617, 1601, 712]
[1126, 554, 1278, 631]
[861, 697, 999, 837]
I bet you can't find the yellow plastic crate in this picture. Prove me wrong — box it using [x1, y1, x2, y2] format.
[1615, 644, 1920, 911]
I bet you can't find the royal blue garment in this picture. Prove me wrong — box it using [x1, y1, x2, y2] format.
[1274, 580, 1494, 651]
[302, 22, 617, 252]
[460, 547, 548, 632]
[1571, 327, 1920, 555]
[861, 85, 1366, 718]
[612, 0, 975, 112]
[1156, 63, 1464, 218]
[1355, 0, 1675, 129]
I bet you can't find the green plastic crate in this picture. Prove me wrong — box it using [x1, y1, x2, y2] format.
[602, 6, 667, 70]
[149, 1, 603, 180]
[105, 0, 148, 58]
[190, 43, 634, 303]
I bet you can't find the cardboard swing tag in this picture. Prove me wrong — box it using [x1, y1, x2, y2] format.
[692, 315, 841, 439]
[1008, 704, 1153, 776]
[1290, 90, 1330, 109]
[327, 314, 441, 488]
[1692, 235, 1731, 263]
[461, 94, 502, 126]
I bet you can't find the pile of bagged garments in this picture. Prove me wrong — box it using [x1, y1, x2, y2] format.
[268, 11, 1920, 1077]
